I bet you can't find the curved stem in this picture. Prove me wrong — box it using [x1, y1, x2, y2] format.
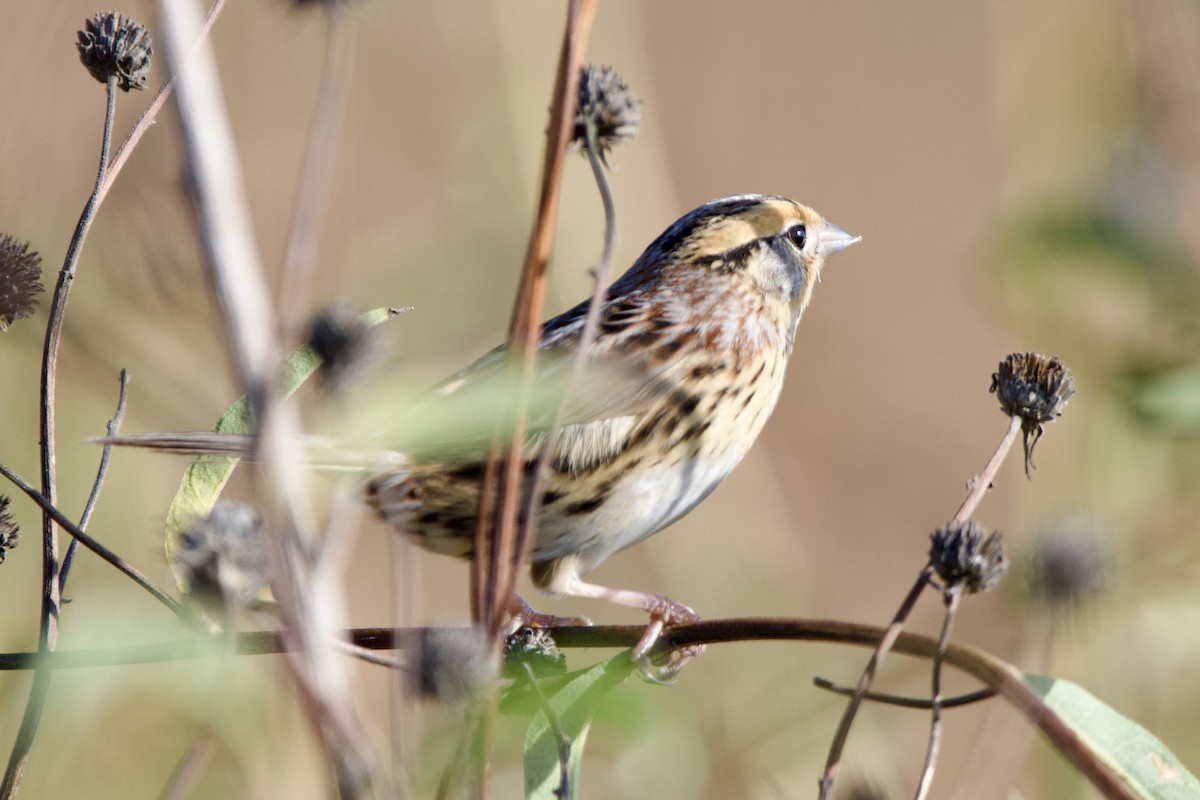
[3, 74, 119, 799]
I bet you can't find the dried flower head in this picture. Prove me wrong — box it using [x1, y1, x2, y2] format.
[0, 235, 43, 331]
[573, 64, 642, 165]
[307, 305, 384, 395]
[503, 627, 568, 679]
[77, 11, 153, 91]
[929, 520, 1009, 594]
[1026, 520, 1107, 614]
[991, 352, 1076, 476]
[174, 502, 269, 610]
[0, 496, 19, 564]
[416, 626, 496, 706]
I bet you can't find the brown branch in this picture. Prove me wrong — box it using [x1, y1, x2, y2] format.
[0, 618, 1144, 800]
[474, 0, 598, 638]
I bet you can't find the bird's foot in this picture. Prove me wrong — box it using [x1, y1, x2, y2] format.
[503, 593, 591, 637]
[633, 595, 705, 684]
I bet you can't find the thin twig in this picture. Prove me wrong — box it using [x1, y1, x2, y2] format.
[811, 677, 994, 709]
[2, 75, 119, 799]
[475, 0, 598, 636]
[952, 415, 1022, 524]
[97, 0, 228, 209]
[60, 369, 130, 593]
[818, 566, 934, 799]
[279, 2, 356, 331]
[914, 586, 962, 800]
[0, 462, 188, 619]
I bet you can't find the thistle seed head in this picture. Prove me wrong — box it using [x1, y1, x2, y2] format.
[573, 64, 642, 165]
[929, 520, 1009, 594]
[77, 11, 153, 91]
[0, 496, 19, 564]
[991, 352, 1076, 476]
[0, 235, 43, 331]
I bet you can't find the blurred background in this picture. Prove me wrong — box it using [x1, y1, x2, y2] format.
[1, 1, 1198, 797]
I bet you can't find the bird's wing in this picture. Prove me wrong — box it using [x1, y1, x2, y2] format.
[389, 290, 688, 464]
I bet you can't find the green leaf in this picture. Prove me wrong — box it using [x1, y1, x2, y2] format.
[1024, 674, 1200, 798]
[163, 307, 398, 589]
[523, 651, 634, 800]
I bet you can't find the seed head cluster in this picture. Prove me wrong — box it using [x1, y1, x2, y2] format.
[573, 64, 642, 164]
[77, 11, 153, 91]
[0, 234, 43, 331]
[929, 520, 1009, 594]
[991, 352, 1075, 476]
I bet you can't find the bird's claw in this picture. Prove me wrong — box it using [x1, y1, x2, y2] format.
[503, 594, 591, 637]
[631, 595, 705, 682]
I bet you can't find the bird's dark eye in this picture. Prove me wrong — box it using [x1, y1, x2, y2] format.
[786, 223, 807, 250]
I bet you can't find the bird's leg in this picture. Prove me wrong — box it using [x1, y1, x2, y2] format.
[559, 576, 706, 681]
[502, 593, 591, 637]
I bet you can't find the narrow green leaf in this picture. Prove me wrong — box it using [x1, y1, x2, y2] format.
[523, 651, 634, 800]
[163, 307, 397, 589]
[1024, 674, 1200, 799]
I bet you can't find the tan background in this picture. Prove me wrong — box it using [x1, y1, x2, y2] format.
[1, 1, 1197, 797]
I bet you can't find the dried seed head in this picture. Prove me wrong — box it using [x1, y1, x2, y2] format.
[929, 520, 1009, 594]
[0, 235, 43, 331]
[416, 626, 496, 706]
[1026, 521, 1108, 614]
[77, 11, 153, 91]
[306, 305, 384, 395]
[0, 496, 19, 564]
[503, 627, 568, 679]
[990, 353, 1076, 476]
[573, 64, 642, 164]
[174, 503, 269, 611]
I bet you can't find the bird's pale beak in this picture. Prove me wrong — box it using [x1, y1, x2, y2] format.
[817, 222, 862, 256]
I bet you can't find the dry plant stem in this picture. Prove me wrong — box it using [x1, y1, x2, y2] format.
[279, 4, 356, 330]
[515, 120, 619, 587]
[473, 0, 597, 636]
[160, 0, 382, 795]
[0, 462, 187, 618]
[818, 566, 934, 800]
[59, 369, 129, 592]
[0, 75, 119, 799]
[820, 413, 1024, 800]
[812, 677, 995, 709]
[522, 662, 572, 800]
[914, 586, 963, 800]
[96, 0, 228, 209]
[952, 414, 1022, 523]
